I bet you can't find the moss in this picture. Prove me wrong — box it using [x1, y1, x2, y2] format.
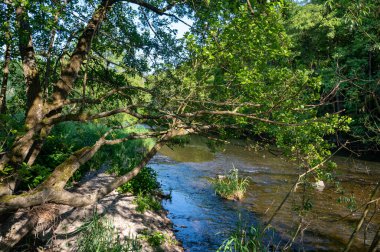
[0, 194, 18, 203]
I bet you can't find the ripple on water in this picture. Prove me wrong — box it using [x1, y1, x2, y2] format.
[149, 138, 380, 251]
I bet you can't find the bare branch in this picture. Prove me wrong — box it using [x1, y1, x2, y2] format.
[343, 182, 380, 252]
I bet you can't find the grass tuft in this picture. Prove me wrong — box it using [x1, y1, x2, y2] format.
[217, 219, 264, 252]
[77, 211, 142, 252]
[211, 166, 249, 201]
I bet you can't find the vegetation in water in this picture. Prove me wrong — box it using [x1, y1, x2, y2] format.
[0, 0, 379, 250]
[211, 167, 249, 201]
[217, 219, 265, 252]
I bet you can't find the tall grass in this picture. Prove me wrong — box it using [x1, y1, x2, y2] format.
[77, 211, 142, 252]
[211, 167, 249, 201]
[217, 220, 265, 252]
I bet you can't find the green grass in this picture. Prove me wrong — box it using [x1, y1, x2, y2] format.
[142, 230, 166, 247]
[77, 211, 142, 252]
[217, 220, 265, 252]
[211, 167, 249, 201]
[133, 192, 162, 213]
[30, 119, 156, 190]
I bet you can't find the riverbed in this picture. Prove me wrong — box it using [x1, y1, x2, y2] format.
[149, 138, 380, 251]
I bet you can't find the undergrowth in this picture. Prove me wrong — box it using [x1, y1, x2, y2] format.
[77, 210, 142, 252]
[23, 118, 155, 190]
[140, 229, 166, 247]
[117, 167, 160, 195]
[133, 193, 162, 213]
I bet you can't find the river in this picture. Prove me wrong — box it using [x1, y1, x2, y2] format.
[149, 137, 380, 251]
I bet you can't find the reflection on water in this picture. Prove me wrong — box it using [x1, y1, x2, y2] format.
[150, 137, 380, 251]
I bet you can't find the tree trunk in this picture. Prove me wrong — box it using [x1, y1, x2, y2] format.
[0, 0, 115, 172]
[50, 0, 114, 109]
[16, 6, 43, 126]
[0, 4, 11, 114]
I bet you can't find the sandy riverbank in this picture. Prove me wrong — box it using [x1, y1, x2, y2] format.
[42, 169, 183, 251]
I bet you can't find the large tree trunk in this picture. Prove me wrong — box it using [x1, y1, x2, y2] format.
[0, 0, 115, 173]
[0, 128, 193, 212]
[16, 6, 43, 126]
[0, 131, 179, 249]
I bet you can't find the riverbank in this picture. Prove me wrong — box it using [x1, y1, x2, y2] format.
[39, 169, 183, 251]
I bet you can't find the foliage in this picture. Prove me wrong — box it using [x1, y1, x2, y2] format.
[211, 167, 249, 201]
[337, 194, 357, 212]
[148, 0, 351, 170]
[286, 0, 380, 153]
[0, 114, 25, 155]
[133, 192, 162, 213]
[77, 211, 142, 252]
[117, 166, 160, 195]
[140, 229, 166, 248]
[0, 0, 372, 249]
[217, 219, 265, 252]
[18, 163, 51, 189]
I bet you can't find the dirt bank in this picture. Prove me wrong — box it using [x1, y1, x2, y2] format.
[45, 168, 183, 252]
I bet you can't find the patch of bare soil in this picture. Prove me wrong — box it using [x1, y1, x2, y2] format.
[40, 168, 183, 251]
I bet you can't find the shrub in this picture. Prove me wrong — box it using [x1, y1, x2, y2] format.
[133, 193, 162, 213]
[211, 167, 249, 201]
[140, 229, 166, 248]
[117, 167, 160, 195]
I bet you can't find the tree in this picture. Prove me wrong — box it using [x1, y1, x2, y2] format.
[0, 0, 346, 249]
[0, 2, 11, 114]
[286, 0, 380, 154]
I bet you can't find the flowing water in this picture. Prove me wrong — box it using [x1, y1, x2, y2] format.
[149, 137, 380, 251]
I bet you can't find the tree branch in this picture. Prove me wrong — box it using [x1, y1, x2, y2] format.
[15, 5, 43, 128]
[0, 127, 193, 212]
[50, 0, 115, 110]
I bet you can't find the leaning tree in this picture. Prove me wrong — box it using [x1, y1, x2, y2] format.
[0, 0, 347, 249]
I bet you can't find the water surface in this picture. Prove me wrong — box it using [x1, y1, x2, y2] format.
[150, 138, 380, 251]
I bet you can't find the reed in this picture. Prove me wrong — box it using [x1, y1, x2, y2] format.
[211, 166, 249, 201]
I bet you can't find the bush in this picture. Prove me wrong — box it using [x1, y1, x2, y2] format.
[211, 167, 249, 201]
[77, 211, 142, 252]
[117, 167, 160, 195]
[133, 193, 162, 213]
[140, 229, 166, 248]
